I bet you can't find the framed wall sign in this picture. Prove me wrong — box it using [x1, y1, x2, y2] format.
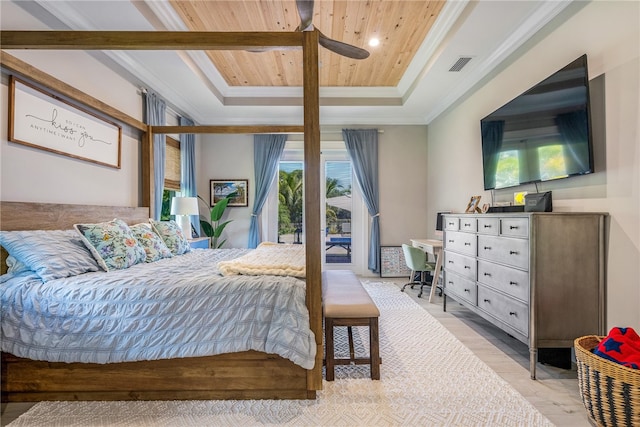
[8, 76, 122, 169]
[380, 246, 412, 278]
[210, 179, 249, 207]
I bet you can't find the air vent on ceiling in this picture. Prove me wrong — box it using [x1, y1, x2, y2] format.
[449, 57, 472, 72]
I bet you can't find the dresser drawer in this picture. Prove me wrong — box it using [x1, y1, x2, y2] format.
[500, 217, 529, 238]
[477, 217, 499, 235]
[459, 217, 477, 233]
[444, 271, 477, 305]
[477, 286, 528, 336]
[477, 235, 529, 270]
[444, 231, 476, 256]
[443, 216, 459, 231]
[444, 250, 476, 280]
[477, 260, 529, 302]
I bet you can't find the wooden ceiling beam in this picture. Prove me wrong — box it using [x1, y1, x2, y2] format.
[152, 125, 303, 134]
[0, 51, 146, 132]
[0, 31, 303, 50]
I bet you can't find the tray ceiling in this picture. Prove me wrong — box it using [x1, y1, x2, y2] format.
[1, 0, 579, 125]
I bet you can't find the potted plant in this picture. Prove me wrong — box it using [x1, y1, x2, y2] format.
[198, 194, 235, 249]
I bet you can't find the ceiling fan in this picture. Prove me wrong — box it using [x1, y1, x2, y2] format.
[249, 0, 370, 60]
[295, 0, 370, 60]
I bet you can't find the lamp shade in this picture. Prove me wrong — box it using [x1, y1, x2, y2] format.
[170, 197, 199, 216]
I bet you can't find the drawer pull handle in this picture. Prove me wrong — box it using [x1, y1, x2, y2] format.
[483, 298, 490, 303]
[448, 240, 454, 243]
[484, 224, 492, 228]
[509, 251, 519, 255]
[510, 225, 519, 230]
[484, 246, 492, 250]
[448, 281, 453, 285]
[464, 289, 470, 293]
[448, 260, 453, 264]
[448, 222, 455, 226]
[464, 242, 471, 246]
[484, 272, 491, 277]
[464, 223, 471, 227]
[464, 265, 471, 269]
[509, 311, 517, 316]
[509, 281, 517, 285]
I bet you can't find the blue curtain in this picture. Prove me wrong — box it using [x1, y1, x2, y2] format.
[342, 129, 380, 273]
[143, 92, 166, 220]
[248, 134, 287, 248]
[179, 116, 198, 235]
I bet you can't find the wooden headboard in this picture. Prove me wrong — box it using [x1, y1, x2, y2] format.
[0, 201, 150, 273]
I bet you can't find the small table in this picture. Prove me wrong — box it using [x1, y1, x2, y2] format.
[326, 237, 351, 256]
[410, 238, 443, 303]
[188, 237, 210, 249]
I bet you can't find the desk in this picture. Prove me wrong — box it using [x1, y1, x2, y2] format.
[410, 238, 443, 303]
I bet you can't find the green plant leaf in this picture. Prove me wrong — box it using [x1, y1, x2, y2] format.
[199, 220, 213, 237]
[210, 197, 230, 221]
[213, 220, 233, 238]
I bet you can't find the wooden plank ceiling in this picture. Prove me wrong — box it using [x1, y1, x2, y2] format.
[170, 0, 445, 87]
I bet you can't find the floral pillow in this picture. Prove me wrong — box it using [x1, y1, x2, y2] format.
[74, 219, 147, 271]
[149, 219, 191, 255]
[130, 223, 173, 263]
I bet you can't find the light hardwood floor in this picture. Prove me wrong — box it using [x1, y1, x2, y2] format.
[1, 279, 593, 426]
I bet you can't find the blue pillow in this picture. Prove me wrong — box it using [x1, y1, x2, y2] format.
[0, 230, 101, 281]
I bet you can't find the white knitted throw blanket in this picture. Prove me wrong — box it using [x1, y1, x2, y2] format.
[217, 242, 305, 278]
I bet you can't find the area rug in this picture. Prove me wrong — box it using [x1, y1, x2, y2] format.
[8, 281, 553, 427]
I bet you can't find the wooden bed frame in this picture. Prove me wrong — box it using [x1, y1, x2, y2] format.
[0, 201, 313, 401]
[1, 29, 324, 401]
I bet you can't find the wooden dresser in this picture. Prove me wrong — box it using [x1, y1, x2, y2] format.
[442, 212, 607, 379]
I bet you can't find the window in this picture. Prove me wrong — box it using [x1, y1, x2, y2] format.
[161, 136, 181, 220]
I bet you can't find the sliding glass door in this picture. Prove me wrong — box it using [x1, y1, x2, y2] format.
[266, 142, 363, 272]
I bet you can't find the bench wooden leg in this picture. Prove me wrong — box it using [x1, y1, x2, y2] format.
[347, 326, 355, 361]
[325, 317, 335, 381]
[369, 317, 380, 380]
[324, 317, 380, 381]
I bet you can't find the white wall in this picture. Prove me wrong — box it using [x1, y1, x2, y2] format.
[197, 125, 430, 260]
[197, 133, 255, 248]
[1, 51, 143, 207]
[426, 1, 640, 328]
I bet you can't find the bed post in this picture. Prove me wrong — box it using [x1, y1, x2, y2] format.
[303, 29, 323, 392]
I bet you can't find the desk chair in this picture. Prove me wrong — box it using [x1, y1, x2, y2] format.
[401, 244, 436, 298]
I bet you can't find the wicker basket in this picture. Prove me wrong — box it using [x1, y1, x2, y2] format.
[575, 335, 640, 427]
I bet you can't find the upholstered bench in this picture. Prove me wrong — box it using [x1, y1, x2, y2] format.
[322, 270, 381, 381]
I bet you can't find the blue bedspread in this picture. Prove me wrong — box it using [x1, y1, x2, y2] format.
[1, 249, 316, 369]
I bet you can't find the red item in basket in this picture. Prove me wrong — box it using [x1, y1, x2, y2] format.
[593, 327, 640, 369]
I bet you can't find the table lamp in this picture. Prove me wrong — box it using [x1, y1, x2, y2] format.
[170, 196, 199, 238]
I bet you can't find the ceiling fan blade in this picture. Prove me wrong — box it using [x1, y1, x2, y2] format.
[318, 31, 370, 60]
[296, 0, 314, 31]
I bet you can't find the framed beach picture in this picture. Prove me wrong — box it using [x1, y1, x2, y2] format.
[8, 76, 121, 168]
[210, 179, 249, 207]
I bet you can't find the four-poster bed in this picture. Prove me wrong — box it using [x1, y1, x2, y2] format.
[0, 29, 323, 401]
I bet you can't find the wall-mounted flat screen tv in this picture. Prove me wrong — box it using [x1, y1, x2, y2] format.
[480, 54, 594, 190]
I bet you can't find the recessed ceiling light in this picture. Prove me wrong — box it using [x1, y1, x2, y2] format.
[368, 38, 380, 47]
